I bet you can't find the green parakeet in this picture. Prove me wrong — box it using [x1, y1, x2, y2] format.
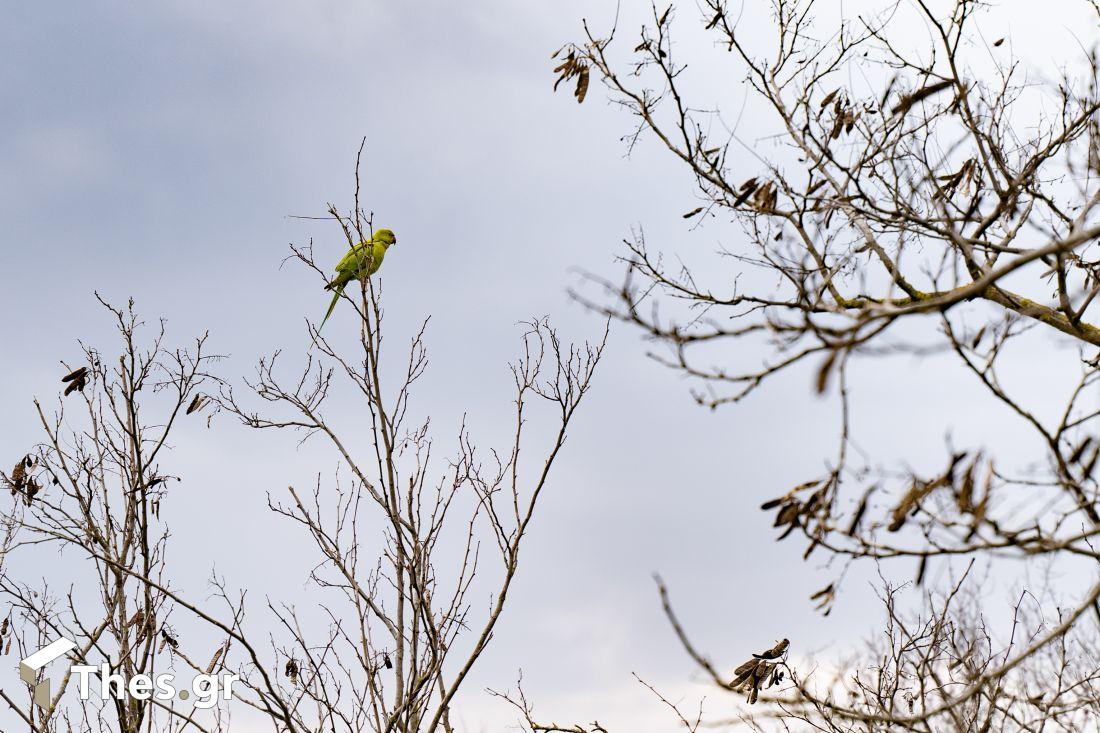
[319, 228, 397, 330]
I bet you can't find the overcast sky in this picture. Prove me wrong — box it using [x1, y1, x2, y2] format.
[2, 1, 1097, 730]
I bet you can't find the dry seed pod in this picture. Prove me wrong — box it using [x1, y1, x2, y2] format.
[830, 113, 844, 140]
[847, 489, 871, 536]
[774, 502, 800, 528]
[754, 638, 790, 660]
[760, 496, 785, 511]
[733, 658, 759, 677]
[62, 366, 89, 396]
[891, 79, 954, 116]
[186, 394, 208, 415]
[24, 478, 40, 505]
[552, 51, 590, 104]
[574, 66, 589, 103]
[957, 459, 976, 513]
[61, 366, 88, 383]
[731, 666, 757, 691]
[160, 628, 178, 650]
[9, 458, 27, 496]
[206, 644, 226, 675]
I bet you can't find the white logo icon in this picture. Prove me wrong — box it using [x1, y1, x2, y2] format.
[19, 636, 237, 710]
[20, 637, 78, 708]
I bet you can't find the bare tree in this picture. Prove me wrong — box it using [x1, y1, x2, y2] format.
[536, 0, 1100, 729]
[203, 167, 607, 733]
[2, 157, 605, 733]
[0, 296, 228, 733]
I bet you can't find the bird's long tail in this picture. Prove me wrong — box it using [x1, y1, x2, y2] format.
[318, 284, 345, 331]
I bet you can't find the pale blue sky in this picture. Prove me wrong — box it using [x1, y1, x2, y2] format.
[2, 1, 1095, 730]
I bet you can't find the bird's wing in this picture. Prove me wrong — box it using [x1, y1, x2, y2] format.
[367, 242, 386, 276]
[334, 242, 366, 274]
[337, 241, 379, 279]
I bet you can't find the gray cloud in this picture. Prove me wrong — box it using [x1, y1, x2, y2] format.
[2, 1, 1094, 730]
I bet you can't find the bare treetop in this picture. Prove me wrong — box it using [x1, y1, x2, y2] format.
[538, 1, 1100, 730]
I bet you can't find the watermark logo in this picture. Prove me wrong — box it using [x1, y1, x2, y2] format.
[70, 664, 238, 709]
[20, 637, 77, 708]
[20, 637, 238, 710]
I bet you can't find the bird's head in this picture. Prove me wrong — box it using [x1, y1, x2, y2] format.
[374, 228, 397, 248]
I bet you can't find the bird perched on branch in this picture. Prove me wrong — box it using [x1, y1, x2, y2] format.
[319, 228, 397, 330]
